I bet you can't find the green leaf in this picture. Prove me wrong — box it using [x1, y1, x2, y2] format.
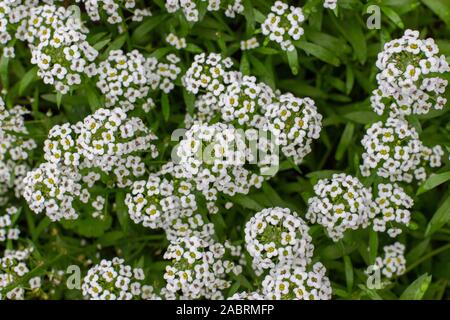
[400, 274, 432, 300]
[286, 47, 299, 75]
[369, 230, 378, 265]
[86, 84, 103, 112]
[335, 122, 355, 161]
[332, 14, 367, 64]
[344, 111, 379, 124]
[115, 191, 129, 232]
[232, 194, 264, 211]
[421, 0, 450, 26]
[295, 41, 341, 66]
[61, 214, 113, 238]
[19, 66, 38, 95]
[100, 33, 128, 60]
[344, 255, 354, 292]
[417, 172, 450, 195]
[0, 55, 9, 88]
[132, 14, 168, 43]
[161, 93, 170, 122]
[425, 195, 450, 236]
[381, 6, 405, 28]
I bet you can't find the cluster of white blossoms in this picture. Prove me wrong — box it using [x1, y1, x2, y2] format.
[162, 236, 239, 299]
[22, 162, 82, 221]
[0, 247, 43, 300]
[21, 5, 98, 94]
[372, 29, 449, 116]
[0, 0, 36, 55]
[92, 50, 181, 110]
[125, 164, 216, 240]
[262, 262, 332, 300]
[166, 33, 187, 50]
[146, 53, 182, 95]
[323, 0, 337, 10]
[0, 206, 20, 243]
[0, 100, 37, 203]
[360, 116, 443, 183]
[240, 37, 259, 51]
[165, 0, 243, 22]
[265, 93, 322, 165]
[81, 258, 158, 300]
[176, 122, 264, 198]
[23, 108, 158, 221]
[244, 207, 314, 274]
[220, 75, 276, 127]
[261, 1, 305, 52]
[184, 53, 323, 170]
[366, 242, 406, 280]
[183, 52, 235, 95]
[306, 174, 372, 241]
[370, 183, 413, 238]
[77, 0, 137, 24]
[44, 108, 158, 187]
[92, 50, 155, 111]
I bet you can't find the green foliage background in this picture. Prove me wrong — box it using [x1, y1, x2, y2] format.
[1, 0, 450, 300]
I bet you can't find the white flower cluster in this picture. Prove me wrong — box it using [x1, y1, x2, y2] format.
[360, 116, 443, 183]
[372, 29, 449, 116]
[184, 53, 323, 167]
[0, 206, 20, 243]
[0, 247, 42, 300]
[91, 51, 181, 109]
[146, 53, 182, 95]
[176, 122, 264, 198]
[264, 93, 322, 164]
[323, 0, 337, 10]
[165, 0, 243, 22]
[23, 108, 158, 221]
[0, 0, 36, 54]
[370, 183, 413, 238]
[44, 107, 158, 187]
[261, 1, 305, 52]
[306, 174, 372, 241]
[23, 162, 82, 221]
[240, 37, 259, 51]
[81, 257, 158, 300]
[78, 0, 137, 24]
[366, 242, 406, 280]
[92, 50, 156, 111]
[162, 236, 238, 299]
[220, 75, 276, 127]
[23, 5, 98, 94]
[0, 100, 37, 203]
[125, 163, 214, 242]
[244, 207, 314, 274]
[183, 52, 235, 95]
[262, 262, 332, 300]
[166, 33, 187, 50]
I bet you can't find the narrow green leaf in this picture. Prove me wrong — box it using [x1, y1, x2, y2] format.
[295, 41, 341, 66]
[381, 6, 405, 28]
[344, 255, 354, 292]
[425, 195, 450, 236]
[417, 172, 450, 195]
[335, 122, 355, 161]
[421, 0, 450, 26]
[161, 93, 170, 122]
[132, 14, 168, 43]
[286, 47, 299, 75]
[400, 274, 432, 300]
[19, 66, 38, 95]
[115, 191, 129, 232]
